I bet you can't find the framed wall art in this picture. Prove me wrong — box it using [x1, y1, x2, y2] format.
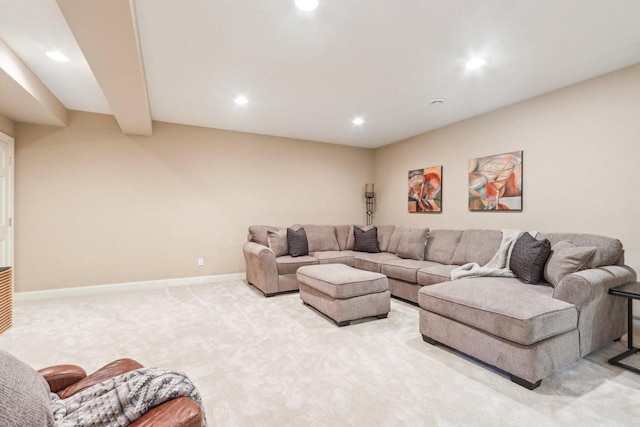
[408, 166, 442, 213]
[468, 151, 522, 211]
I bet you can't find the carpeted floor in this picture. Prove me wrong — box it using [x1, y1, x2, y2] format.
[1, 280, 639, 426]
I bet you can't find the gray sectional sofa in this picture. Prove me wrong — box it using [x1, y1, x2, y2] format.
[242, 224, 636, 389]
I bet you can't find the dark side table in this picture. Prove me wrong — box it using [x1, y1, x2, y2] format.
[608, 282, 640, 373]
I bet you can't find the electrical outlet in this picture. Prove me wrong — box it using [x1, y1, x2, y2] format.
[197, 258, 204, 266]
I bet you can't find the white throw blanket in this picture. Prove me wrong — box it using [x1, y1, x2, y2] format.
[50, 367, 207, 427]
[450, 229, 524, 280]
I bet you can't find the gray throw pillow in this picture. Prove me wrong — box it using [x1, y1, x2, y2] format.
[0, 349, 55, 427]
[509, 232, 551, 284]
[544, 241, 597, 287]
[353, 226, 380, 253]
[287, 227, 309, 257]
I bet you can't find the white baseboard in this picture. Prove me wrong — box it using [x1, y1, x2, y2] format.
[14, 273, 247, 302]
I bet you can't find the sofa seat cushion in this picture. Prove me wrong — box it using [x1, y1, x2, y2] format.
[418, 277, 577, 345]
[311, 250, 356, 266]
[276, 255, 318, 274]
[297, 264, 388, 299]
[354, 252, 401, 273]
[417, 265, 458, 286]
[381, 259, 441, 283]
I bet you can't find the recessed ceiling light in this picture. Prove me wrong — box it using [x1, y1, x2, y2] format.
[295, 0, 319, 11]
[352, 117, 364, 126]
[430, 98, 445, 105]
[465, 57, 486, 70]
[234, 96, 249, 105]
[45, 51, 69, 62]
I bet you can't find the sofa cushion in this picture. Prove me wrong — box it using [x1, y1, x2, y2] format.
[303, 224, 340, 252]
[381, 259, 440, 283]
[425, 230, 463, 264]
[396, 228, 429, 260]
[386, 226, 407, 254]
[416, 264, 458, 286]
[510, 232, 551, 284]
[334, 225, 351, 251]
[0, 349, 55, 427]
[297, 264, 388, 299]
[276, 255, 318, 274]
[249, 225, 281, 247]
[287, 227, 309, 257]
[450, 229, 502, 266]
[353, 226, 380, 253]
[376, 225, 396, 252]
[537, 232, 622, 268]
[418, 277, 577, 346]
[544, 241, 596, 287]
[267, 228, 288, 257]
[354, 252, 401, 273]
[311, 250, 356, 267]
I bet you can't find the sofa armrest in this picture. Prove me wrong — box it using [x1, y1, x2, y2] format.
[57, 358, 144, 399]
[553, 265, 637, 356]
[129, 397, 204, 427]
[553, 265, 637, 310]
[243, 241, 278, 295]
[38, 364, 86, 393]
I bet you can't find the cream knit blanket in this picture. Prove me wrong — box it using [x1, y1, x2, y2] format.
[450, 229, 524, 280]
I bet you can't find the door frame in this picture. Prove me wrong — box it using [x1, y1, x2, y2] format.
[0, 132, 14, 268]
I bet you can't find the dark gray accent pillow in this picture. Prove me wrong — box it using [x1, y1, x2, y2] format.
[287, 227, 309, 257]
[0, 349, 55, 427]
[509, 232, 551, 284]
[353, 226, 380, 253]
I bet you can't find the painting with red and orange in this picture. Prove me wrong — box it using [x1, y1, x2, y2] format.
[468, 151, 522, 211]
[408, 166, 442, 213]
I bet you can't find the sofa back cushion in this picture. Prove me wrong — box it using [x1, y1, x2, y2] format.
[425, 230, 463, 264]
[0, 349, 55, 427]
[248, 225, 281, 247]
[302, 224, 340, 252]
[536, 232, 623, 267]
[335, 225, 352, 251]
[450, 229, 502, 266]
[396, 228, 429, 260]
[387, 226, 406, 254]
[376, 225, 396, 252]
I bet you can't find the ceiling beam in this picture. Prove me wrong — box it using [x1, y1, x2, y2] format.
[56, 0, 152, 136]
[0, 38, 68, 127]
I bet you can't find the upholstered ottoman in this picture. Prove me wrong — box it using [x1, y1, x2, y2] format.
[297, 264, 390, 326]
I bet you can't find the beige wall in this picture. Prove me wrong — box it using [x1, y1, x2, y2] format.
[375, 64, 640, 277]
[15, 111, 374, 291]
[0, 113, 14, 136]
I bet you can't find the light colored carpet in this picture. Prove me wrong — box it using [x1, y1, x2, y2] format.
[1, 280, 639, 426]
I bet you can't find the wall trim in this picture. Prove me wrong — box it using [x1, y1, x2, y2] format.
[14, 273, 246, 302]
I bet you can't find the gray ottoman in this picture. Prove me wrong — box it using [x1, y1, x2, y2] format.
[297, 264, 390, 326]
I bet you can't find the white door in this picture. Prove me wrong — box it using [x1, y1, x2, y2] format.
[0, 132, 13, 267]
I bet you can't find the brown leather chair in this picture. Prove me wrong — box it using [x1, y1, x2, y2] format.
[38, 358, 204, 427]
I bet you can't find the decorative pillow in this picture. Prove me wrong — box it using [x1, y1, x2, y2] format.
[509, 232, 551, 284]
[544, 241, 597, 287]
[353, 226, 380, 253]
[0, 349, 55, 427]
[287, 227, 309, 257]
[396, 228, 429, 261]
[248, 225, 280, 247]
[267, 228, 288, 257]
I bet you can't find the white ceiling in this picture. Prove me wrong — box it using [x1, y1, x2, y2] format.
[1, 0, 640, 148]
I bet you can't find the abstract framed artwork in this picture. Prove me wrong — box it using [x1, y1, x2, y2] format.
[468, 151, 522, 211]
[408, 166, 442, 213]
